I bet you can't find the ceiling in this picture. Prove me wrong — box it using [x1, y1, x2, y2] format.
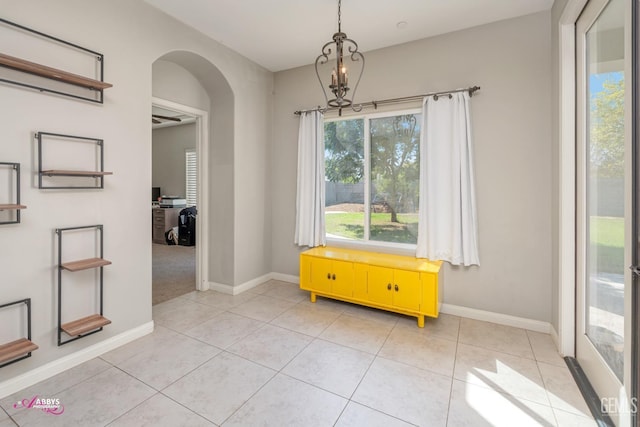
[152, 106, 195, 129]
[144, 0, 554, 72]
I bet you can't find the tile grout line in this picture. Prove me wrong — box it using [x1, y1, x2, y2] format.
[213, 291, 331, 426]
[102, 391, 159, 427]
[107, 365, 227, 425]
[12, 283, 577, 426]
[154, 391, 216, 426]
[525, 329, 556, 409]
[444, 321, 461, 427]
[453, 325, 561, 414]
[525, 328, 566, 425]
[335, 316, 403, 424]
[215, 296, 405, 425]
[216, 306, 362, 424]
[0, 359, 113, 418]
[1, 405, 18, 427]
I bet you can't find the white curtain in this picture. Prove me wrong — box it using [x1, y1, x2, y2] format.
[294, 110, 326, 247]
[416, 92, 479, 266]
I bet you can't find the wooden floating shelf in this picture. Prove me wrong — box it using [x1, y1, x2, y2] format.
[61, 257, 111, 272]
[0, 338, 38, 364]
[61, 314, 111, 337]
[0, 53, 113, 90]
[0, 204, 26, 210]
[41, 170, 113, 177]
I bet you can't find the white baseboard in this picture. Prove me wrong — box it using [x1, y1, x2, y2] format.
[0, 321, 154, 400]
[208, 273, 299, 295]
[440, 303, 551, 334]
[207, 281, 235, 295]
[550, 324, 563, 356]
[217, 273, 553, 334]
[232, 273, 274, 294]
[208, 273, 272, 295]
[270, 273, 299, 284]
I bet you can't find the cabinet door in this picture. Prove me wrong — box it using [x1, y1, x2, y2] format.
[421, 272, 437, 317]
[309, 257, 333, 293]
[299, 255, 312, 291]
[353, 263, 368, 299]
[367, 265, 393, 306]
[331, 260, 354, 297]
[392, 269, 421, 311]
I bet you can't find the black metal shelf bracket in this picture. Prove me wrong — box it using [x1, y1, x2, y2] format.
[57, 224, 108, 346]
[36, 132, 108, 189]
[0, 162, 23, 225]
[0, 18, 108, 103]
[0, 298, 36, 368]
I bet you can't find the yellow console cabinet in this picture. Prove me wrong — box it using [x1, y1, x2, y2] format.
[300, 247, 442, 327]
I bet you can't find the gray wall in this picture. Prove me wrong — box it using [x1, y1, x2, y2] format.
[152, 123, 196, 199]
[272, 12, 553, 322]
[153, 60, 210, 112]
[151, 59, 203, 201]
[0, 0, 272, 382]
[154, 51, 239, 286]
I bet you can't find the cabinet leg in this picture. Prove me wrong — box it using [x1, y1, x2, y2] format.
[310, 292, 317, 303]
[417, 315, 425, 328]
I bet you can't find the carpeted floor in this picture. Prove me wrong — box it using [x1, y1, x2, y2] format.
[152, 243, 196, 305]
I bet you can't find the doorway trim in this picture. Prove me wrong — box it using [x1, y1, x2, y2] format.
[152, 96, 210, 291]
[557, 0, 588, 358]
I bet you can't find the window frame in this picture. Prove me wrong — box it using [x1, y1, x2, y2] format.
[324, 107, 421, 253]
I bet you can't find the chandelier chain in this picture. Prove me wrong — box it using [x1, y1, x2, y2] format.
[315, 0, 364, 115]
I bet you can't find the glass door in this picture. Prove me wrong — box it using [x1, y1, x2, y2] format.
[576, 0, 628, 423]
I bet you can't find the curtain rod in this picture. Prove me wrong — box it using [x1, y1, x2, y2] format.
[294, 85, 480, 116]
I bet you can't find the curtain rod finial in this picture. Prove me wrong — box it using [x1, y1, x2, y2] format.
[469, 86, 481, 97]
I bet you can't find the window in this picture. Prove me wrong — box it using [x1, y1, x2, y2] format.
[185, 148, 197, 207]
[325, 110, 421, 246]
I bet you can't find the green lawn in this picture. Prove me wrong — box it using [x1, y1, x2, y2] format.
[326, 213, 624, 269]
[325, 212, 418, 244]
[590, 216, 624, 274]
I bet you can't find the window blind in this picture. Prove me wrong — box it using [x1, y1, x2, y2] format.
[185, 149, 197, 207]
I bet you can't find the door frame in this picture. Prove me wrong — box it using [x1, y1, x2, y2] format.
[152, 96, 210, 292]
[632, 0, 639, 422]
[575, 0, 625, 411]
[559, 0, 635, 423]
[558, 0, 588, 358]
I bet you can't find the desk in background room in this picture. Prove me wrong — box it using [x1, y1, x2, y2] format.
[152, 207, 181, 244]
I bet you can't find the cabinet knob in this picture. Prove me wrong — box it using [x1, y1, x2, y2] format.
[332, 274, 336, 280]
[327, 273, 331, 280]
[387, 283, 392, 290]
[395, 284, 399, 292]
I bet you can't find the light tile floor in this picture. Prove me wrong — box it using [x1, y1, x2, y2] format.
[0, 280, 597, 426]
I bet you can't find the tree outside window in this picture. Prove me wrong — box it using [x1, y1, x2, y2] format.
[324, 111, 420, 245]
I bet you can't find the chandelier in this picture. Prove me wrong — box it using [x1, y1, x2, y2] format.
[315, 0, 364, 115]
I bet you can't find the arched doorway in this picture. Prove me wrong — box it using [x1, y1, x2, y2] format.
[152, 97, 207, 302]
[151, 51, 235, 301]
